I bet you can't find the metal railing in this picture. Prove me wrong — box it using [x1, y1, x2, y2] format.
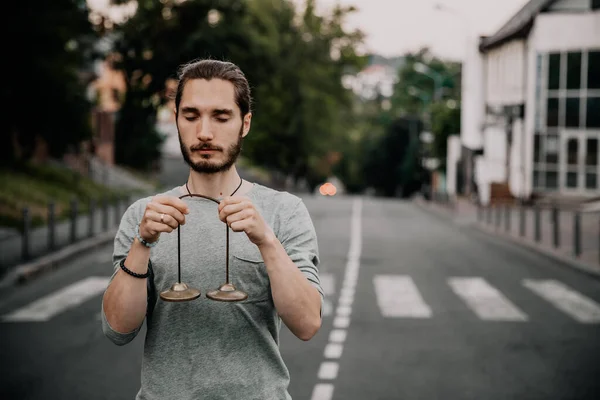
[0, 195, 133, 270]
[476, 202, 600, 266]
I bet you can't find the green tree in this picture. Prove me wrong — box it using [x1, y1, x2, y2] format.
[106, 0, 366, 179]
[5, 0, 98, 166]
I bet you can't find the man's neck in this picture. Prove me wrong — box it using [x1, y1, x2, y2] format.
[186, 167, 243, 199]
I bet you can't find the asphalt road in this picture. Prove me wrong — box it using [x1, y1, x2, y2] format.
[1, 195, 600, 400]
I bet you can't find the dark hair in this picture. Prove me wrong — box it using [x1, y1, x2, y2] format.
[174, 59, 252, 118]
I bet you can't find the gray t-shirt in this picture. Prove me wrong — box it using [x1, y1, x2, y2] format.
[101, 183, 323, 400]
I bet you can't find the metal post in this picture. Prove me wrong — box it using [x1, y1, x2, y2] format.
[505, 205, 511, 232]
[487, 206, 492, 225]
[103, 195, 109, 231]
[574, 212, 581, 257]
[552, 207, 560, 248]
[89, 198, 96, 238]
[534, 206, 541, 242]
[70, 197, 78, 243]
[22, 207, 30, 261]
[114, 196, 120, 226]
[520, 206, 526, 237]
[495, 205, 501, 229]
[48, 202, 55, 251]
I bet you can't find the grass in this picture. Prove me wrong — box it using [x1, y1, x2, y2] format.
[0, 162, 145, 232]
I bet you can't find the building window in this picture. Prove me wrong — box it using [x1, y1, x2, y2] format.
[547, 98, 559, 127]
[587, 138, 598, 166]
[565, 97, 580, 127]
[536, 50, 600, 193]
[567, 52, 581, 90]
[587, 97, 600, 128]
[548, 53, 561, 90]
[593, 0, 600, 10]
[589, 51, 600, 89]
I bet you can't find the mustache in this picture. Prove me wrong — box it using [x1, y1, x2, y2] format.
[190, 143, 223, 151]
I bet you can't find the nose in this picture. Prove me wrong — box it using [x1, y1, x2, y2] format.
[196, 118, 214, 141]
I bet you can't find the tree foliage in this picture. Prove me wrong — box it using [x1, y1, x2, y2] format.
[5, 0, 98, 166]
[104, 0, 366, 177]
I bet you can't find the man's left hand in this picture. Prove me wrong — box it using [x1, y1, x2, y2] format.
[218, 196, 275, 247]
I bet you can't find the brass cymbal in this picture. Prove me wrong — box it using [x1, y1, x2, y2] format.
[206, 283, 248, 302]
[159, 282, 201, 302]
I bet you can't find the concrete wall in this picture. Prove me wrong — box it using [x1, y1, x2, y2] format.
[446, 135, 462, 197]
[485, 40, 527, 107]
[460, 34, 485, 151]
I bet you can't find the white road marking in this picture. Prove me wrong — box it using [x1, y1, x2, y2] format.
[329, 329, 347, 343]
[323, 299, 333, 316]
[318, 362, 339, 380]
[523, 279, 600, 323]
[311, 198, 362, 400]
[449, 277, 528, 321]
[336, 305, 352, 317]
[3, 277, 110, 322]
[338, 296, 354, 307]
[374, 275, 432, 318]
[310, 383, 334, 400]
[324, 343, 344, 359]
[333, 316, 350, 328]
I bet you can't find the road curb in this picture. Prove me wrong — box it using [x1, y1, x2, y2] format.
[0, 230, 117, 288]
[413, 199, 600, 279]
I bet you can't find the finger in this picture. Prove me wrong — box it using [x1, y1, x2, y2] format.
[145, 220, 175, 234]
[219, 196, 246, 210]
[229, 220, 248, 233]
[148, 203, 186, 226]
[219, 201, 251, 221]
[154, 195, 190, 215]
[225, 208, 253, 226]
[144, 208, 179, 230]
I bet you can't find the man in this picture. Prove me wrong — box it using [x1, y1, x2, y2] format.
[101, 59, 323, 400]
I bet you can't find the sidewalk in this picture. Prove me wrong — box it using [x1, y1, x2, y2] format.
[415, 196, 600, 277]
[0, 190, 155, 287]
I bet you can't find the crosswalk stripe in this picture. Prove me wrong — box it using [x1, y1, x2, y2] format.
[523, 279, 600, 323]
[2, 277, 110, 322]
[448, 277, 528, 321]
[374, 275, 432, 318]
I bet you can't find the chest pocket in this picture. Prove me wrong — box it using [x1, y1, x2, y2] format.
[229, 231, 271, 304]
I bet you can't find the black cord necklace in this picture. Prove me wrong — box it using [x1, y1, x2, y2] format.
[184, 177, 244, 198]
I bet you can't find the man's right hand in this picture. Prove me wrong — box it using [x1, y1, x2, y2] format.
[138, 196, 190, 243]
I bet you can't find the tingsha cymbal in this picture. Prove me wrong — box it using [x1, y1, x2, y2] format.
[160, 282, 201, 302]
[206, 283, 248, 302]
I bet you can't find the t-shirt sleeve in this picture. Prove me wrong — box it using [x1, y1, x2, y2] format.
[279, 198, 324, 309]
[101, 198, 148, 346]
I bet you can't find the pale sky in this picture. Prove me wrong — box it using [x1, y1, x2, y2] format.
[89, 0, 531, 61]
[308, 0, 530, 61]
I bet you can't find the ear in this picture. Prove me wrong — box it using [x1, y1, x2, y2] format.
[241, 113, 252, 138]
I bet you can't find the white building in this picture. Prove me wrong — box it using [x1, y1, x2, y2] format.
[456, 0, 600, 205]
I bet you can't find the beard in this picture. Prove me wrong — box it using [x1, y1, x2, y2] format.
[179, 126, 243, 174]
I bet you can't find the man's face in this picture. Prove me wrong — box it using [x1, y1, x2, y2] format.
[176, 78, 251, 174]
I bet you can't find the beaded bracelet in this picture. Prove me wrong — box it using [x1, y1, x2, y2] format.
[136, 224, 159, 248]
[120, 258, 150, 279]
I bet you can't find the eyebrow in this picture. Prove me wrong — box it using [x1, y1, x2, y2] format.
[180, 107, 234, 116]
